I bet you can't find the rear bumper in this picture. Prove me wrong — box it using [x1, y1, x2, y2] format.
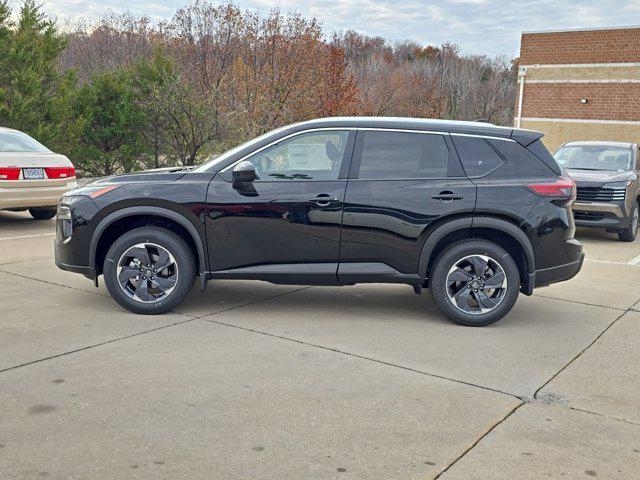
[0, 180, 78, 210]
[522, 238, 584, 294]
[533, 253, 585, 288]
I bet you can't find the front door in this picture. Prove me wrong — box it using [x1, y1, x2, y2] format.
[205, 129, 355, 282]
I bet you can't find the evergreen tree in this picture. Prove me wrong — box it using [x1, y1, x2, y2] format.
[73, 68, 147, 176]
[0, 0, 77, 153]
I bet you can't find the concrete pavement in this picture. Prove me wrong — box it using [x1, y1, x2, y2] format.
[0, 211, 639, 479]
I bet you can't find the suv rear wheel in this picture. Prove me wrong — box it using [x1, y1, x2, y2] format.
[618, 202, 638, 242]
[103, 227, 196, 314]
[430, 239, 520, 326]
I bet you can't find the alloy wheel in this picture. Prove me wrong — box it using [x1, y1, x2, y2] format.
[445, 254, 508, 315]
[116, 242, 178, 303]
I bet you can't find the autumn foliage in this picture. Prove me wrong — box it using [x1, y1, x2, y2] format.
[3, 0, 517, 175]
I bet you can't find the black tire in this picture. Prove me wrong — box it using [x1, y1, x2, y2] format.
[618, 202, 638, 242]
[429, 239, 520, 326]
[103, 227, 196, 314]
[29, 208, 56, 220]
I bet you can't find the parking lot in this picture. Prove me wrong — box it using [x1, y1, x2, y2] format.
[0, 210, 639, 479]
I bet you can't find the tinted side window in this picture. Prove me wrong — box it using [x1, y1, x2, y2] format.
[488, 139, 555, 178]
[528, 139, 561, 174]
[451, 136, 504, 177]
[358, 131, 450, 180]
[245, 130, 350, 181]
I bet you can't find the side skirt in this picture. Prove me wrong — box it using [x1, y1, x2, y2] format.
[207, 262, 425, 287]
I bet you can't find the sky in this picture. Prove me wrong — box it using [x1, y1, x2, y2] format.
[38, 0, 640, 57]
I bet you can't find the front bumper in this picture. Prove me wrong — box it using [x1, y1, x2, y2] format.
[54, 195, 99, 280]
[54, 239, 96, 280]
[572, 201, 628, 229]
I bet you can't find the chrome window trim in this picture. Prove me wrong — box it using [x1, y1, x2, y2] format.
[221, 126, 515, 179]
[450, 132, 516, 142]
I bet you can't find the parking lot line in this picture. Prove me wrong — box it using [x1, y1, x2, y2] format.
[586, 258, 640, 267]
[627, 254, 640, 265]
[0, 232, 55, 241]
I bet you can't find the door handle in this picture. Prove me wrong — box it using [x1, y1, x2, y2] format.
[432, 191, 463, 201]
[309, 195, 338, 207]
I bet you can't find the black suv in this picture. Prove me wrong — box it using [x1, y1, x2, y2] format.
[554, 141, 639, 242]
[55, 117, 584, 326]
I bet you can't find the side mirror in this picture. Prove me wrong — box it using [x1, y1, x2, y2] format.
[233, 161, 256, 183]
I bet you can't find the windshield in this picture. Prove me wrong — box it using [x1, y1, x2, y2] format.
[192, 126, 289, 172]
[0, 130, 51, 153]
[554, 145, 632, 171]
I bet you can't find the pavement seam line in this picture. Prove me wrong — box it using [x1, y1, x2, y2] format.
[0, 256, 53, 267]
[567, 405, 640, 427]
[0, 285, 311, 374]
[432, 402, 525, 479]
[533, 293, 627, 311]
[179, 286, 312, 319]
[197, 316, 521, 400]
[0, 268, 110, 298]
[0, 317, 197, 374]
[533, 307, 631, 399]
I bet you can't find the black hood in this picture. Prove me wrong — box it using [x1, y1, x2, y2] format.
[91, 166, 194, 185]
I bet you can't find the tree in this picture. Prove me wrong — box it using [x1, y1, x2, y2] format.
[0, 0, 78, 153]
[132, 49, 175, 168]
[73, 69, 147, 176]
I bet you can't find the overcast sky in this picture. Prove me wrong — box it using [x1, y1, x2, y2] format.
[40, 0, 640, 57]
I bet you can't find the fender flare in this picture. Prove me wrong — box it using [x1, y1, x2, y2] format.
[418, 216, 535, 279]
[89, 206, 207, 275]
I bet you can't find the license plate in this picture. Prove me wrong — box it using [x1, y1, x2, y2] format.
[23, 168, 45, 179]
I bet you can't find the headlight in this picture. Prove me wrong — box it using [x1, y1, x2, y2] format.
[57, 203, 72, 220]
[603, 181, 632, 189]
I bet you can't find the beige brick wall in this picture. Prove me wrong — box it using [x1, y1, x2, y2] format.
[521, 119, 640, 153]
[515, 27, 640, 150]
[521, 83, 640, 121]
[520, 28, 640, 65]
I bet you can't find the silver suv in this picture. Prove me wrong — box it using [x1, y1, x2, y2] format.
[554, 141, 639, 242]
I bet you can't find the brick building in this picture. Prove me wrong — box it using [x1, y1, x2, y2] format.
[515, 26, 640, 152]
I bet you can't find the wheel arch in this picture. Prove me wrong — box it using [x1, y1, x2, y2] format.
[90, 206, 207, 277]
[419, 216, 535, 292]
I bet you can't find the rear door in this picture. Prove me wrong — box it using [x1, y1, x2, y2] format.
[338, 129, 476, 278]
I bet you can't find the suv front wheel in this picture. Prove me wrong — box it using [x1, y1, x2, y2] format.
[103, 227, 196, 314]
[618, 202, 638, 242]
[430, 239, 520, 326]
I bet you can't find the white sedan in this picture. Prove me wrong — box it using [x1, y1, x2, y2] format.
[0, 127, 78, 220]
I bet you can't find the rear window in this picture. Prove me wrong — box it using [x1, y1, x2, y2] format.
[451, 136, 504, 177]
[0, 130, 51, 153]
[357, 131, 451, 179]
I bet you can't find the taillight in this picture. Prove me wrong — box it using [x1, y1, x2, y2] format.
[527, 176, 576, 200]
[0, 167, 20, 180]
[45, 166, 76, 179]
